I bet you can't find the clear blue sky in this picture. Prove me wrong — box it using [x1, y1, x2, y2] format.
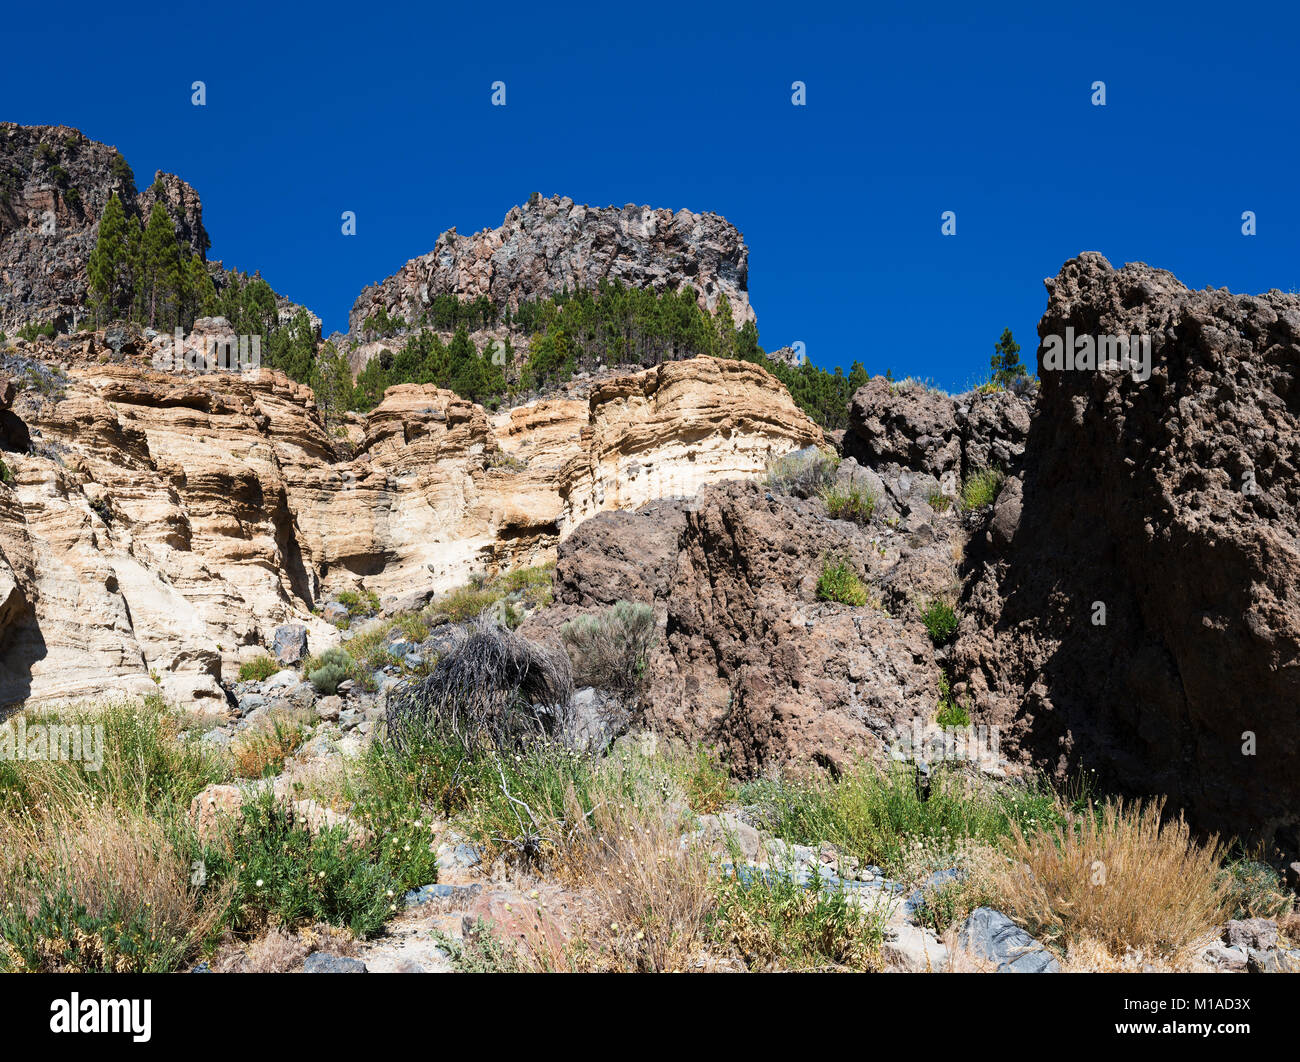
[4, 1, 1296, 391]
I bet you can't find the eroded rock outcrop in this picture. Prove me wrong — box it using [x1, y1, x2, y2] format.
[523, 480, 947, 776]
[0, 123, 316, 335]
[844, 376, 1033, 482]
[0, 347, 816, 708]
[950, 252, 1300, 847]
[347, 195, 755, 340]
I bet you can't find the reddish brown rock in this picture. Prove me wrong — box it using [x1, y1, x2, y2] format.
[951, 252, 1300, 848]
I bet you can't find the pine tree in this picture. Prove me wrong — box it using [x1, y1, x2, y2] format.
[87, 193, 131, 324]
[141, 201, 182, 328]
[991, 328, 1028, 389]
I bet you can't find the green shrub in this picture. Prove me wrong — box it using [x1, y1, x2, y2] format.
[737, 761, 1064, 877]
[960, 468, 1004, 511]
[679, 744, 733, 813]
[1217, 858, 1294, 920]
[935, 672, 971, 728]
[816, 556, 868, 606]
[767, 448, 838, 497]
[307, 647, 355, 694]
[0, 697, 227, 819]
[821, 484, 876, 524]
[0, 882, 196, 973]
[561, 600, 657, 691]
[237, 654, 279, 682]
[200, 793, 400, 937]
[710, 865, 888, 971]
[925, 488, 952, 513]
[919, 598, 959, 645]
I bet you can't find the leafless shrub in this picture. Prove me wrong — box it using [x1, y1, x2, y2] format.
[386, 617, 574, 754]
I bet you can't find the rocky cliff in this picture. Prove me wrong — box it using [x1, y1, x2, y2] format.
[0, 123, 316, 335]
[0, 343, 819, 708]
[347, 195, 755, 340]
[949, 253, 1300, 848]
[0, 124, 207, 332]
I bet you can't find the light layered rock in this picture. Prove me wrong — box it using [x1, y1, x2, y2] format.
[0, 349, 819, 708]
[558, 358, 826, 535]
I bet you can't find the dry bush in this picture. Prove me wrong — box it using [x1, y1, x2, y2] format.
[0, 802, 230, 972]
[1279, 909, 1300, 947]
[211, 921, 356, 972]
[214, 926, 310, 972]
[564, 786, 714, 972]
[560, 600, 657, 692]
[231, 714, 309, 779]
[993, 798, 1229, 962]
[386, 619, 573, 755]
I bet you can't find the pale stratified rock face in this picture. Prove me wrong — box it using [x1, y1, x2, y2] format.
[558, 358, 826, 535]
[347, 195, 755, 340]
[0, 349, 820, 708]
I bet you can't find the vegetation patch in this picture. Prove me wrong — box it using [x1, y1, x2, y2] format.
[816, 555, 869, 606]
[561, 600, 656, 691]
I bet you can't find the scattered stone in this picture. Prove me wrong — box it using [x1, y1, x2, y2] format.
[958, 908, 1060, 973]
[1199, 942, 1248, 972]
[272, 624, 308, 665]
[1224, 918, 1278, 951]
[322, 602, 350, 625]
[698, 813, 763, 862]
[883, 923, 949, 972]
[404, 883, 483, 908]
[315, 695, 342, 722]
[302, 952, 367, 973]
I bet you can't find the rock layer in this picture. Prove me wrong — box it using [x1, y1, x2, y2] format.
[0, 347, 818, 708]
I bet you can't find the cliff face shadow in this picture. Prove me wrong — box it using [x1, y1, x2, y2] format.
[0, 607, 46, 716]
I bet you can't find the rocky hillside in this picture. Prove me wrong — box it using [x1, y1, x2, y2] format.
[347, 195, 756, 341]
[0, 123, 315, 334]
[0, 341, 819, 708]
[0, 124, 207, 332]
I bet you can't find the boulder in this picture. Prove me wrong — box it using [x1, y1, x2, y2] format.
[957, 908, 1060, 973]
[951, 252, 1300, 847]
[273, 624, 308, 666]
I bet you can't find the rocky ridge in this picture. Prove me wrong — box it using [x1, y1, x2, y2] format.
[347, 194, 756, 342]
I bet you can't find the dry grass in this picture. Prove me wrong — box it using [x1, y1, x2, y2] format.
[231, 715, 309, 779]
[564, 788, 714, 972]
[1279, 910, 1300, 947]
[993, 798, 1229, 963]
[0, 802, 230, 972]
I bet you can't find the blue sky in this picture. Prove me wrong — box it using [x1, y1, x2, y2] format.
[4, 1, 1296, 391]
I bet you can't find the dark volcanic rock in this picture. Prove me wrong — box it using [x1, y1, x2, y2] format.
[0, 124, 208, 332]
[523, 481, 941, 776]
[347, 195, 756, 340]
[950, 252, 1300, 849]
[845, 376, 1033, 483]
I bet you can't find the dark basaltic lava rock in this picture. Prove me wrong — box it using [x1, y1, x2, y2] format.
[950, 252, 1300, 850]
[844, 376, 1033, 482]
[521, 482, 942, 776]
